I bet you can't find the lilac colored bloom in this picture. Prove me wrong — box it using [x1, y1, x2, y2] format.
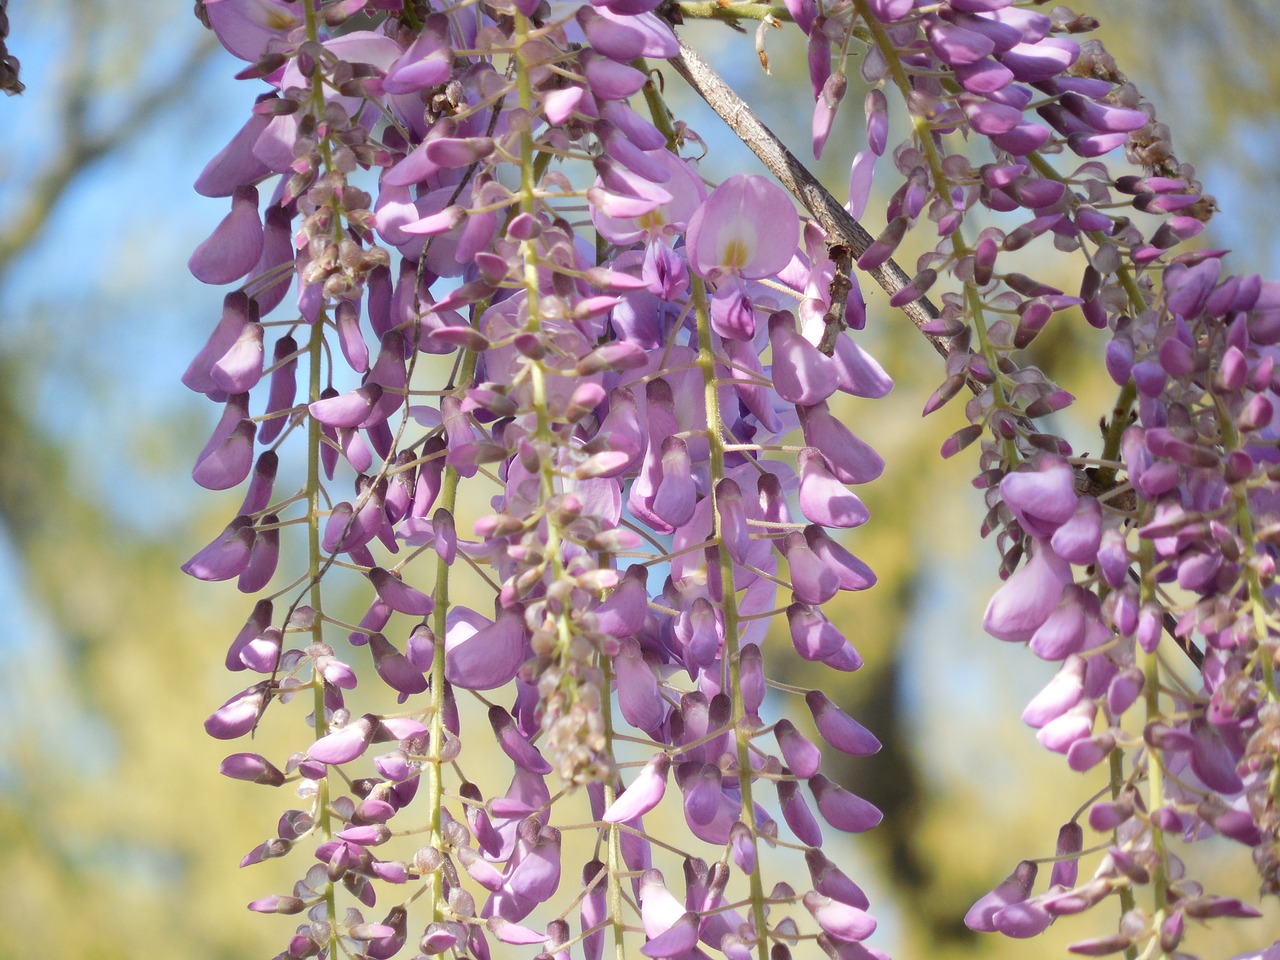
[787, 602, 849, 662]
[991, 899, 1052, 938]
[212, 319, 265, 393]
[603, 753, 670, 823]
[204, 682, 269, 739]
[803, 892, 877, 943]
[686, 175, 799, 282]
[805, 526, 876, 591]
[983, 540, 1072, 642]
[1021, 654, 1085, 728]
[615, 638, 666, 732]
[965, 860, 1037, 932]
[999, 455, 1077, 538]
[1035, 701, 1096, 754]
[204, 0, 302, 62]
[190, 184, 264, 285]
[928, 20, 995, 66]
[806, 691, 881, 755]
[368, 633, 428, 697]
[810, 774, 882, 833]
[798, 448, 870, 528]
[309, 714, 376, 764]
[193, 412, 256, 491]
[445, 608, 528, 690]
[183, 517, 255, 581]
[369, 566, 434, 616]
[220, 752, 285, 785]
[777, 777, 823, 846]
[640, 913, 699, 958]
[769, 311, 840, 405]
[383, 14, 451, 94]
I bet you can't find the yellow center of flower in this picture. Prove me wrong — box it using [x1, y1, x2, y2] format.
[637, 210, 667, 232]
[720, 238, 749, 271]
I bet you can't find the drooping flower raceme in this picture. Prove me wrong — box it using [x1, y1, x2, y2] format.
[186, 1, 893, 958]
[764, 1, 1280, 956]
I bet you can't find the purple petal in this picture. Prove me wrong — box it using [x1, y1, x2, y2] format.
[992, 899, 1053, 938]
[769, 312, 840, 405]
[803, 892, 876, 943]
[487, 918, 547, 946]
[775, 719, 822, 778]
[581, 861, 607, 960]
[965, 860, 1037, 932]
[831, 335, 893, 398]
[189, 185, 264, 285]
[182, 517, 254, 581]
[604, 753, 670, 823]
[800, 403, 884, 484]
[383, 14, 451, 94]
[641, 913, 699, 958]
[805, 526, 876, 591]
[806, 691, 880, 755]
[370, 566, 434, 616]
[219, 752, 285, 785]
[309, 714, 376, 764]
[309, 385, 383, 429]
[806, 849, 870, 909]
[787, 602, 848, 662]
[983, 540, 1072, 642]
[204, 682, 268, 739]
[686, 174, 799, 280]
[998, 38, 1079, 83]
[928, 20, 995, 65]
[204, 0, 302, 61]
[237, 520, 278, 593]
[798, 448, 869, 528]
[368, 632, 428, 696]
[810, 774, 882, 832]
[778, 778, 824, 846]
[490, 705, 553, 775]
[1000, 455, 1077, 537]
[1021, 654, 1085, 727]
[784, 533, 840, 605]
[615, 638, 666, 732]
[445, 608, 529, 691]
[1035, 701, 1095, 754]
[193, 418, 256, 491]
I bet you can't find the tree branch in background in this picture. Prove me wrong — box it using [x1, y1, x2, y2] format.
[0, 25, 218, 278]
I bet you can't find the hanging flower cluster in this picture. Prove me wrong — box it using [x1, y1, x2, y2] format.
[186, 0, 896, 958]
[772, 0, 1280, 956]
[186, 0, 1280, 957]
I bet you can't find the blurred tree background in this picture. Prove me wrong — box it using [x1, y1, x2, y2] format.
[1, 1, 1278, 957]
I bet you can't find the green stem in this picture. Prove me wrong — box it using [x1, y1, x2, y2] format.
[599, 655, 628, 960]
[423, 348, 476, 926]
[690, 274, 769, 960]
[675, 0, 792, 23]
